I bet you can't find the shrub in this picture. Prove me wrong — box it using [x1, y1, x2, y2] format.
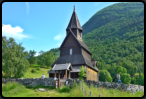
[58, 85, 70, 93]
[2, 81, 25, 92]
[105, 76, 112, 82]
[121, 73, 131, 84]
[36, 67, 40, 71]
[99, 69, 112, 82]
[134, 74, 144, 86]
[117, 66, 127, 74]
[31, 69, 36, 73]
[78, 66, 86, 81]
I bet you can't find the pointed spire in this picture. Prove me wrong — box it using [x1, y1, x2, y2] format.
[66, 6, 82, 31]
[74, 5, 75, 11]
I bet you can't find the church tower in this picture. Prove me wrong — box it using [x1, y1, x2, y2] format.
[49, 6, 99, 81]
[66, 6, 83, 41]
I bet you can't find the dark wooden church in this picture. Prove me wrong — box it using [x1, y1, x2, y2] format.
[48, 6, 99, 81]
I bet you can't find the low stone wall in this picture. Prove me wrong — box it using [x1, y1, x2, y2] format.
[2, 78, 55, 87]
[66, 78, 144, 93]
[2, 78, 144, 93]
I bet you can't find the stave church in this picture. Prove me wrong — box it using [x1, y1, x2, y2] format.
[48, 6, 99, 81]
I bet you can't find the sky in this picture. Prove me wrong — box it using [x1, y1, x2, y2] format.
[2, 2, 121, 56]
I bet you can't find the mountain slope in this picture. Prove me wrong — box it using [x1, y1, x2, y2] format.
[50, 2, 144, 71]
[82, 2, 144, 36]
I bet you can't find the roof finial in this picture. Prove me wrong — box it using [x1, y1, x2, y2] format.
[74, 5, 75, 11]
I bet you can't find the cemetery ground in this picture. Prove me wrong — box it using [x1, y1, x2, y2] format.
[2, 80, 144, 97]
[2, 64, 144, 97]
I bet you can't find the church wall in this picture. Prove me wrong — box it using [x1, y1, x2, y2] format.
[60, 33, 81, 56]
[60, 46, 81, 56]
[63, 33, 79, 47]
[86, 67, 98, 81]
[82, 48, 91, 60]
[71, 29, 77, 36]
[77, 29, 82, 40]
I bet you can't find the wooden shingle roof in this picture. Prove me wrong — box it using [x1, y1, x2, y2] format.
[52, 63, 72, 71]
[66, 6, 82, 31]
[59, 29, 92, 55]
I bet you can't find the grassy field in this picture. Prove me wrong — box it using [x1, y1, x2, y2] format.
[22, 64, 51, 78]
[2, 81, 144, 97]
[2, 64, 144, 97]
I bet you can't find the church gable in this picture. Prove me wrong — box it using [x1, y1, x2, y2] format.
[62, 32, 80, 48]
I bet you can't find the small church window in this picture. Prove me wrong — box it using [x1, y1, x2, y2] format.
[70, 48, 72, 55]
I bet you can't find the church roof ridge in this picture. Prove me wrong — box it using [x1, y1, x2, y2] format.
[69, 29, 92, 54]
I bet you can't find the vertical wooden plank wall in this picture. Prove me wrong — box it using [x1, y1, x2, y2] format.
[86, 67, 98, 81]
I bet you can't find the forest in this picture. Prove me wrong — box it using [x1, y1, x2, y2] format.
[2, 2, 144, 86]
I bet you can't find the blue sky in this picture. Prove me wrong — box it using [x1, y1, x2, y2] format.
[2, 2, 121, 56]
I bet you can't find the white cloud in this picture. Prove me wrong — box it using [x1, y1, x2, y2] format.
[94, 2, 101, 6]
[2, 24, 29, 40]
[34, 52, 41, 57]
[54, 34, 62, 40]
[26, 2, 29, 16]
[58, 44, 61, 46]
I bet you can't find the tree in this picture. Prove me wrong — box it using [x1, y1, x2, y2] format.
[78, 66, 86, 81]
[122, 61, 138, 78]
[120, 73, 131, 84]
[37, 50, 55, 68]
[96, 61, 104, 70]
[37, 54, 45, 67]
[117, 66, 127, 74]
[133, 73, 144, 86]
[28, 50, 37, 66]
[105, 75, 112, 82]
[106, 65, 118, 78]
[99, 70, 112, 82]
[2, 36, 29, 78]
[137, 62, 143, 78]
[45, 51, 55, 68]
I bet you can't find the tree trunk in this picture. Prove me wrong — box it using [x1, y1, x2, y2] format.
[139, 72, 141, 78]
[130, 74, 134, 78]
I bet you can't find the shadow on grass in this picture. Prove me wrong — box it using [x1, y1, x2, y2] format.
[58, 85, 71, 93]
[26, 85, 55, 90]
[58, 82, 79, 93]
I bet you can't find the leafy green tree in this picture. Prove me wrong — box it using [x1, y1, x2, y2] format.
[106, 65, 118, 78]
[105, 75, 112, 82]
[28, 50, 37, 66]
[45, 51, 55, 68]
[78, 66, 86, 81]
[117, 66, 127, 74]
[99, 70, 112, 82]
[37, 55, 45, 67]
[37, 50, 55, 68]
[97, 61, 104, 70]
[133, 73, 144, 86]
[136, 62, 143, 77]
[2, 36, 29, 78]
[120, 73, 131, 84]
[122, 61, 138, 78]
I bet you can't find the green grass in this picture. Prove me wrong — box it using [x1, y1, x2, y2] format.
[2, 64, 144, 97]
[2, 81, 144, 97]
[22, 64, 51, 78]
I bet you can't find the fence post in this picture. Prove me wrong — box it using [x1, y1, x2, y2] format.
[82, 85, 83, 92]
[80, 82, 81, 90]
[85, 88, 86, 97]
[90, 91, 91, 97]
